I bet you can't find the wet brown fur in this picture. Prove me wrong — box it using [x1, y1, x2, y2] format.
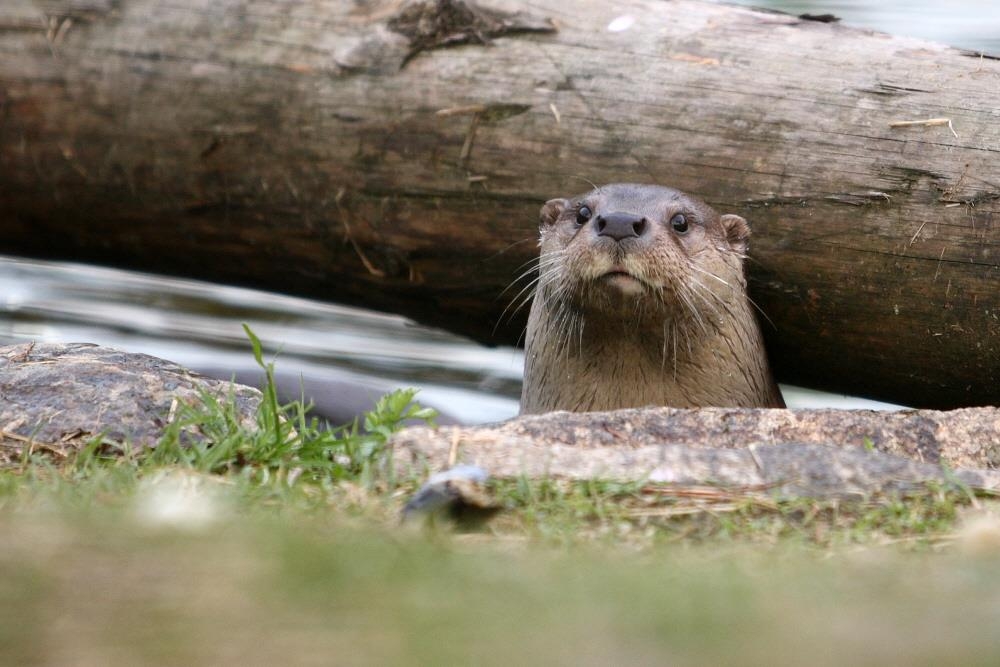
[519, 183, 784, 414]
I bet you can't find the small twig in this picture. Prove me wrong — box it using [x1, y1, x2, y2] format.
[878, 533, 957, 546]
[435, 104, 487, 117]
[459, 113, 480, 165]
[448, 430, 460, 468]
[908, 221, 927, 247]
[167, 397, 180, 424]
[939, 163, 973, 207]
[548, 102, 561, 125]
[747, 443, 765, 474]
[59, 429, 84, 443]
[639, 480, 784, 503]
[628, 502, 745, 518]
[933, 246, 947, 282]
[344, 227, 385, 278]
[889, 117, 958, 138]
[52, 17, 72, 45]
[0, 429, 38, 444]
[334, 188, 386, 278]
[889, 118, 950, 128]
[0, 430, 68, 459]
[5, 341, 35, 362]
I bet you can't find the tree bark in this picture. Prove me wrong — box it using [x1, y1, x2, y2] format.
[1, 0, 998, 408]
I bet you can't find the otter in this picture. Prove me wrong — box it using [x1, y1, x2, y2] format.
[519, 183, 784, 414]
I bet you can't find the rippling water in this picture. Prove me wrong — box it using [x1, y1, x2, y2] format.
[0, 256, 903, 422]
[0, 256, 524, 424]
[727, 0, 1000, 53]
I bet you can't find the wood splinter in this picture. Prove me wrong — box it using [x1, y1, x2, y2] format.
[889, 117, 959, 138]
[435, 104, 487, 117]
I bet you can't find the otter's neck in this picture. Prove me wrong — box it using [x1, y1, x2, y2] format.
[519, 294, 782, 414]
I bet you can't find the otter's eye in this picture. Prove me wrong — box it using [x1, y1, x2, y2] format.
[576, 205, 592, 225]
[670, 213, 689, 234]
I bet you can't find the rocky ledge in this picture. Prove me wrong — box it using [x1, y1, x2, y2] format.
[0, 342, 260, 464]
[390, 406, 1000, 499]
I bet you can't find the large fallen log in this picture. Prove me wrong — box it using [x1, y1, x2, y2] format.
[1, 0, 998, 408]
[391, 407, 1000, 498]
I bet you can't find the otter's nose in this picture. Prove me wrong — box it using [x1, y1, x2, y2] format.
[595, 212, 647, 241]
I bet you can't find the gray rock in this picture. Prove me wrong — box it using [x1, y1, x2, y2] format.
[391, 407, 1000, 499]
[0, 342, 260, 462]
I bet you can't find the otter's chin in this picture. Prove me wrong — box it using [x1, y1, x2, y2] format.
[601, 271, 646, 296]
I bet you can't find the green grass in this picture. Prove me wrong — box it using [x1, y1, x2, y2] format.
[2, 327, 1000, 664]
[48, 325, 435, 500]
[1, 324, 984, 551]
[2, 504, 1000, 666]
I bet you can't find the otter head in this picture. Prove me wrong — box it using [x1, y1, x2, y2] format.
[536, 183, 751, 327]
[521, 183, 783, 413]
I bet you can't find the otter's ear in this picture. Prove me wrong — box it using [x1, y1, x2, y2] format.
[720, 214, 751, 255]
[540, 198, 569, 227]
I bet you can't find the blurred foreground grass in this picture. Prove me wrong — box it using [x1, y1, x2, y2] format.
[3, 328, 1000, 665]
[2, 481, 1000, 666]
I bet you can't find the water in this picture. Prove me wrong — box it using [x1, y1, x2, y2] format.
[726, 0, 1000, 54]
[0, 255, 902, 422]
[0, 256, 523, 424]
